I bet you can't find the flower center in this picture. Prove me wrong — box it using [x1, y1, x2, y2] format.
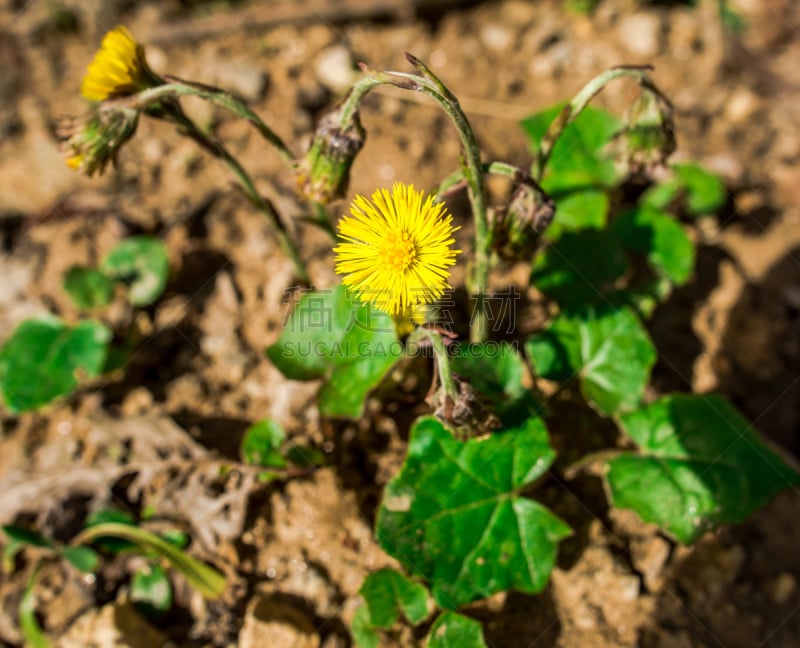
[381, 230, 417, 272]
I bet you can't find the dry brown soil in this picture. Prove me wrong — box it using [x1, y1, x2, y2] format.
[1, 1, 799, 646]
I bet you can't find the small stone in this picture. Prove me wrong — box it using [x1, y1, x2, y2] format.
[480, 23, 515, 52]
[725, 87, 760, 125]
[60, 601, 166, 648]
[314, 45, 357, 95]
[120, 387, 155, 417]
[215, 62, 269, 102]
[618, 13, 663, 58]
[632, 535, 671, 592]
[771, 572, 797, 605]
[783, 286, 800, 310]
[702, 154, 744, 186]
[239, 595, 320, 648]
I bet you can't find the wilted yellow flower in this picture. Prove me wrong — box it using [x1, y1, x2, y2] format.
[81, 26, 161, 102]
[57, 108, 139, 176]
[334, 183, 460, 316]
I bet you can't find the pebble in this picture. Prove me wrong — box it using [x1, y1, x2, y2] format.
[725, 87, 760, 125]
[618, 13, 663, 58]
[239, 595, 320, 648]
[314, 45, 357, 95]
[214, 61, 269, 102]
[480, 23, 516, 53]
[771, 572, 797, 605]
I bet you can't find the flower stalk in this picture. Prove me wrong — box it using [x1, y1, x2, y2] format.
[165, 107, 310, 284]
[408, 327, 458, 405]
[531, 65, 659, 181]
[336, 55, 492, 343]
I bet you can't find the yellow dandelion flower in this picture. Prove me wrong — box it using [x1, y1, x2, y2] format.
[81, 26, 161, 102]
[334, 183, 460, 316]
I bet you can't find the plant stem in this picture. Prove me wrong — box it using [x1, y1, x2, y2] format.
[311, 201, 337, 240]
[408, 327, 457, 403]
[345, 56, 492, 343]
[168, 108, 310, 284]
[108, 80, 297, 166]
[434, 161, 549, 202]
[532, 65, 655, 181]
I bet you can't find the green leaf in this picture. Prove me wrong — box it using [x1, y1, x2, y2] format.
[359, 568, 429, 628]
[63, 267, 115, 310]
[673, 162, 726, 216]
[0, 317, 111, 414]
[521, 104, 622, 192]
[351, 604, 381, 648]
[101, 236, 169, 306]
[267, 285, 401, 418]
[20, 564, 51, 648]
[610, 276, 673, 320]
[240, 419, 286, 468]
[427, 611, 487, 648]
[377, 417, 571, 608]
[546, 189, 609, 240]
[318, 342, 400, 418]
[73, 523, 225, 598]
[1, 526, 52, 549]
[130, 564, 173, 616]
[449, 342, 538, 426]
[604, 394, 800, 544]
[526, 306, 656, 415]
[612, 207, 695, 285]
[640, 178, 681, 211]
[60, 546, 100, 573]
[285, 444, 326, 467]
[160, 529, 189, 549]
[267, 286, 353, 380]
[2, 526, 52, 574]
[531, 230, 627, 308]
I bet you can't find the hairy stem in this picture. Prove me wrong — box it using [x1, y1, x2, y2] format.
[341, 56, 492, 342]
[408, 327, 457, 403]
[168, 107, 310, 284]
[532, 65, 655, 181]
[106, 80, 296, 165]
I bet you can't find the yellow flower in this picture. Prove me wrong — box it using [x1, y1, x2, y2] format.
[334, 183, 460, 316]
[81, 26, 161, 102]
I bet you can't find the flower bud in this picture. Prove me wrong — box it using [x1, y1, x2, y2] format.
[491, 182, 555, 261]
[610, 86, 676, 178]
[58, 107, 139, 176]
[297, 106, 365, 204]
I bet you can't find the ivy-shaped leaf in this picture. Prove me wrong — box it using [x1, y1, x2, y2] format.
[101, 236, 169, 306]
[526, 306, 656, 415]
[546, 189, 609, 240]
[427, 611, 487, 648]
[267, 285, 401, 418]
[130, 564, 173, 617]
[0, 316, 111, 414]
[640, 163, 726, 217]
[521, 104, 622, 193]
[63, 267, 115, 310]
[60, 546, 100, 574]
[359, 568, 429, 628]
[603, 394, 800, 544]
[531, 230, 628, 308]
[612, 207, 695, 285]
[351, 605, 380, 648]
[673, 162, 726, 216]
[240, 419, 286, 468]
[377, 416, 571, 608]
